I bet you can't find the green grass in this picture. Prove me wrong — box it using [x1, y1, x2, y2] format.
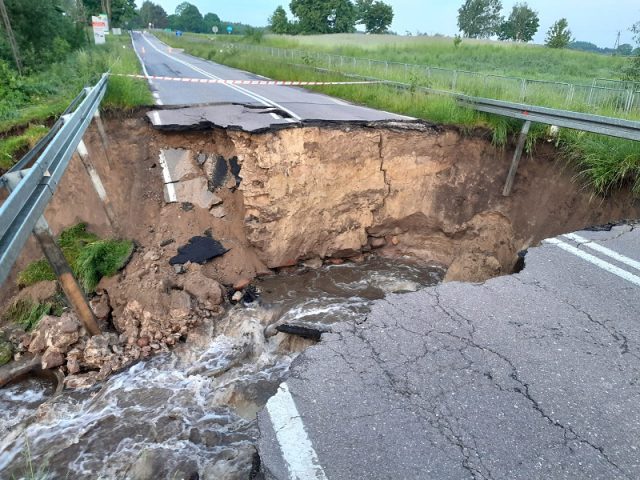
[156, 32, 640, 196]
[0, 34, 152, 171]
[0, 124, 48, 171]
[1, 298, 64, 332]
[18, 223, 134, 293]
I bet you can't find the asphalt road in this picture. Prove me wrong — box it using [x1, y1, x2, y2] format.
[258, 225, 640, 480]
[128, 34, 640, 479]
[130, 32, 412, 128]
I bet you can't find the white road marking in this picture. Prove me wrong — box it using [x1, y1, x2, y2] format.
[546, 238, 640, 287]
[266, 383, 328, 480]
[158, 150, 177, 203]
[563, 232, 640, 272]
[140, 34, 303, 121]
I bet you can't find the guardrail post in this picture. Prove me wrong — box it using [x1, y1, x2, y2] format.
[503, 120, 531, 196]
[76, 140, 121, 235]
[89, 107, 112, 168]
[32, 217, 101, 336]
[520, 79, 527, 102]
[2, 175, 101, 335]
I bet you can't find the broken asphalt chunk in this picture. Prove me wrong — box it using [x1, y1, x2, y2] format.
[169, 236, 229, 265]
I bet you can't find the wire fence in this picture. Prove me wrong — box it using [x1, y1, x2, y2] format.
[227, 43, 640, 117]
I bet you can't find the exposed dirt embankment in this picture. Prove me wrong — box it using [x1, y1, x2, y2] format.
[2, 114, 639, 384]
[231, 123, 639, 280]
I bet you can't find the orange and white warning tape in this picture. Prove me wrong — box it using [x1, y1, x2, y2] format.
[113, 73, 380, 86]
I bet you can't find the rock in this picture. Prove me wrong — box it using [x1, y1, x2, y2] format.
[348, 254, 366, 264]
[90, 293, 112, 322]
[233, 278, 252, 291]
[196, 153, 207, 166]
[28, 313, 81, 354]
[0, 338, 12, 366]
[113, 301, 142, 339]
[369, 237, 387, 249]
[143, 249, 161, 262]
[181, 269, 225, 305]
[174, 264, 185, 274]
[209, 205, 226, 218]
[302, 258, 323, 269]
[83, 333, 119, 369]
[328, 258, 344, 265]
[169, 290, 192, 319]
[137, 336, 150, 347]
[160, 238, 175, 247]
[67, 356, 81, 375]
[64, 372, 99, 390]
[391, 236, 400, 246]
[231, 291, 243, 303]
[41, 348, 65, 369]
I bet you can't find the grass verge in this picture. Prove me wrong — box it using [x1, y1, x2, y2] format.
[0, 34, 152, 171]
[156, 33, 640, 196]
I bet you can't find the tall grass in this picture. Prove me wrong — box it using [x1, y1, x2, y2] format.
[155, 33, 640, 196]
[18, 223, 133, 293]
[0, 35, 152, 134]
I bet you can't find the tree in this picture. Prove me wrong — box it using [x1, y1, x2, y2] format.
[173, 2, 203, 32]
[457, 0, 502, 39]
[356, 0, 393, 34]
[617, 43, 633, 56]
[623, 21, 640, 80]
[0, 0, 85, 71]
[269, 6, 290, 34]
[545, 18, 572, 48]
[498, 2, 538, 42]
[139, 1, 168, 29]
[203, 12, 221, 33]
[289, 0, 357, 34]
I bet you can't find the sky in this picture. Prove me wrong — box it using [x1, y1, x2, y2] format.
[142, 0, 640, 47]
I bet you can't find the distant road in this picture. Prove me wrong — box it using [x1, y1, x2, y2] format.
[130, 32, 412, 125]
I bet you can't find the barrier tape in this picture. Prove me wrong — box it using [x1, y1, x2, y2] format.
[113, 73, 381, 86]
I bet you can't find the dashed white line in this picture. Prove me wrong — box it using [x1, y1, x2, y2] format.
[563, 232, 640, 272]
[546, 238, 640, 287]
[266, 383, 328, 480]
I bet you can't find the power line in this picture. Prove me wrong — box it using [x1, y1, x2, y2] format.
[0, 0, 22, 75]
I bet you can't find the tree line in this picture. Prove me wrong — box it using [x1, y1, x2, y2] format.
[0, 0, 249, 73]
[269, 0, 394, 35]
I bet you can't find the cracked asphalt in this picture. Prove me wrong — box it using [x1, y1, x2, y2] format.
[258, 224, 640, 479]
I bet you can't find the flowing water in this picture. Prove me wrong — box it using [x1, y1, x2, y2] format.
[0, 257, 443, 480]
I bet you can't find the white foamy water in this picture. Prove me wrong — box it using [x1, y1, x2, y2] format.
[0, 257, 443, 479]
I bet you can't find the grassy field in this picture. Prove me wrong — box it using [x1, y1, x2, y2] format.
[156, 32, 640, 196]
[253, 33, 628, 84]
[0, 34, 152, 171]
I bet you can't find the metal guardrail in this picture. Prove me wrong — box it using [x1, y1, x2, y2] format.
[0, 74, 109, 286]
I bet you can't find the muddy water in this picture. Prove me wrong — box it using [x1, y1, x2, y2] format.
[0, 258, 443, 480]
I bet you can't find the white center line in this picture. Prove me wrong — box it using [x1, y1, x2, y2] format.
[563, 232, 640, 272]
[546, 238, 640, 287]
[158, 150, 177, 203]
[140, 34, 302, 121]
[266, 383, 328, 480]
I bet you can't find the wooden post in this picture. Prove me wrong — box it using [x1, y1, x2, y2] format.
[32, 217, 101, 336]
[502, 120, 531, 197]
[76, 139, 121, 235]
[91, 108, 113, 168]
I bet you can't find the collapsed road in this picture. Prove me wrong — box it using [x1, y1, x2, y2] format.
[0, 31, 639, 480]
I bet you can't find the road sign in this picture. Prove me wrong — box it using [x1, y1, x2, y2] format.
[91, 16, 106, 44]
[212, 26, 219, 33]
[227, 25, 233, 34]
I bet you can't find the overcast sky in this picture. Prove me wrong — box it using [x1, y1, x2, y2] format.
[143, 0, 640, 47]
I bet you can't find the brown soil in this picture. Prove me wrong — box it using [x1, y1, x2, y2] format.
[1, 112, 639, 378]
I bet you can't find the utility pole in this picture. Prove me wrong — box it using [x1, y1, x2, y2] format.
[0, 0, 23, 75]
[614, 31, 621, 50]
